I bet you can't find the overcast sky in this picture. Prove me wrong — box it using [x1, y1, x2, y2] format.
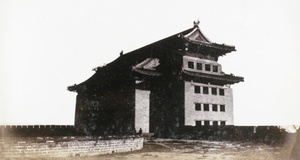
[0, 0, 300, 126]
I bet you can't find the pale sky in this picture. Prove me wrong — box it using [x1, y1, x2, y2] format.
[0, 0, 300, 126]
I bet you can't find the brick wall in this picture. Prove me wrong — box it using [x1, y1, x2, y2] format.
[0, 135, 144, 158]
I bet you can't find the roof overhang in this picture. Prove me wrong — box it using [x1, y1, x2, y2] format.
[182, 70, 244, 85]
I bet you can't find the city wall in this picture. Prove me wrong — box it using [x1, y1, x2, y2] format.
[0, 135, 144, 158]
[0, 125, 289, 158]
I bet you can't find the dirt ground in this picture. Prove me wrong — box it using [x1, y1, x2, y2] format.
[4, 136, 296, 160]
[93, 139, 293, 160]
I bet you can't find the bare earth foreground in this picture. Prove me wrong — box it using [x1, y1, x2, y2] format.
[3, 135, 297, 160]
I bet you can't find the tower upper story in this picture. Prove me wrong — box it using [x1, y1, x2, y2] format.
[178, 21, 242, 86]
[180, 21, 234, 76]
[180, 21, 236, 61]
[68, 21, 243, 94]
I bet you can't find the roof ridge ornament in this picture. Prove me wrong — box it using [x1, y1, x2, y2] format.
[193, 20, 200, 28]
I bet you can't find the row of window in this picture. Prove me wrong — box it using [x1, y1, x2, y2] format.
[188, 61, 219, 72]
[195, 103, 225, 112]
[196, 120, 226, 126]
[194, 86, 225, 96]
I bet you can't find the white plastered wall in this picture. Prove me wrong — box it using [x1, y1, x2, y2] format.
[184, 81, 234, 126]
[135, 89, 150, 133]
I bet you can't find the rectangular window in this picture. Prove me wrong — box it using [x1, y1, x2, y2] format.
[204, 121, 210, 126]
[196, 121, 202, 126]
[219, 89, 225, 96]
[212, 88, 217, 95]
[220, 105, 225, 112]
[203, 87, 209, 94]
[196, 63, 202, 70]
[188, 61, 194, 69]
[213, 104, 218, 111]
[194, 86, 200, 93]
[221, 121, 226, 126]
[195, 103, 201, 111]
[213, 65, 218, 72]
[205, 64, 211, 71]
[204, 104, 209, 111]
[213, 121, 218, 126]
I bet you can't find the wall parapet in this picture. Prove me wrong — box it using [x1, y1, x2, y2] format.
[0, 135, 144, 158]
